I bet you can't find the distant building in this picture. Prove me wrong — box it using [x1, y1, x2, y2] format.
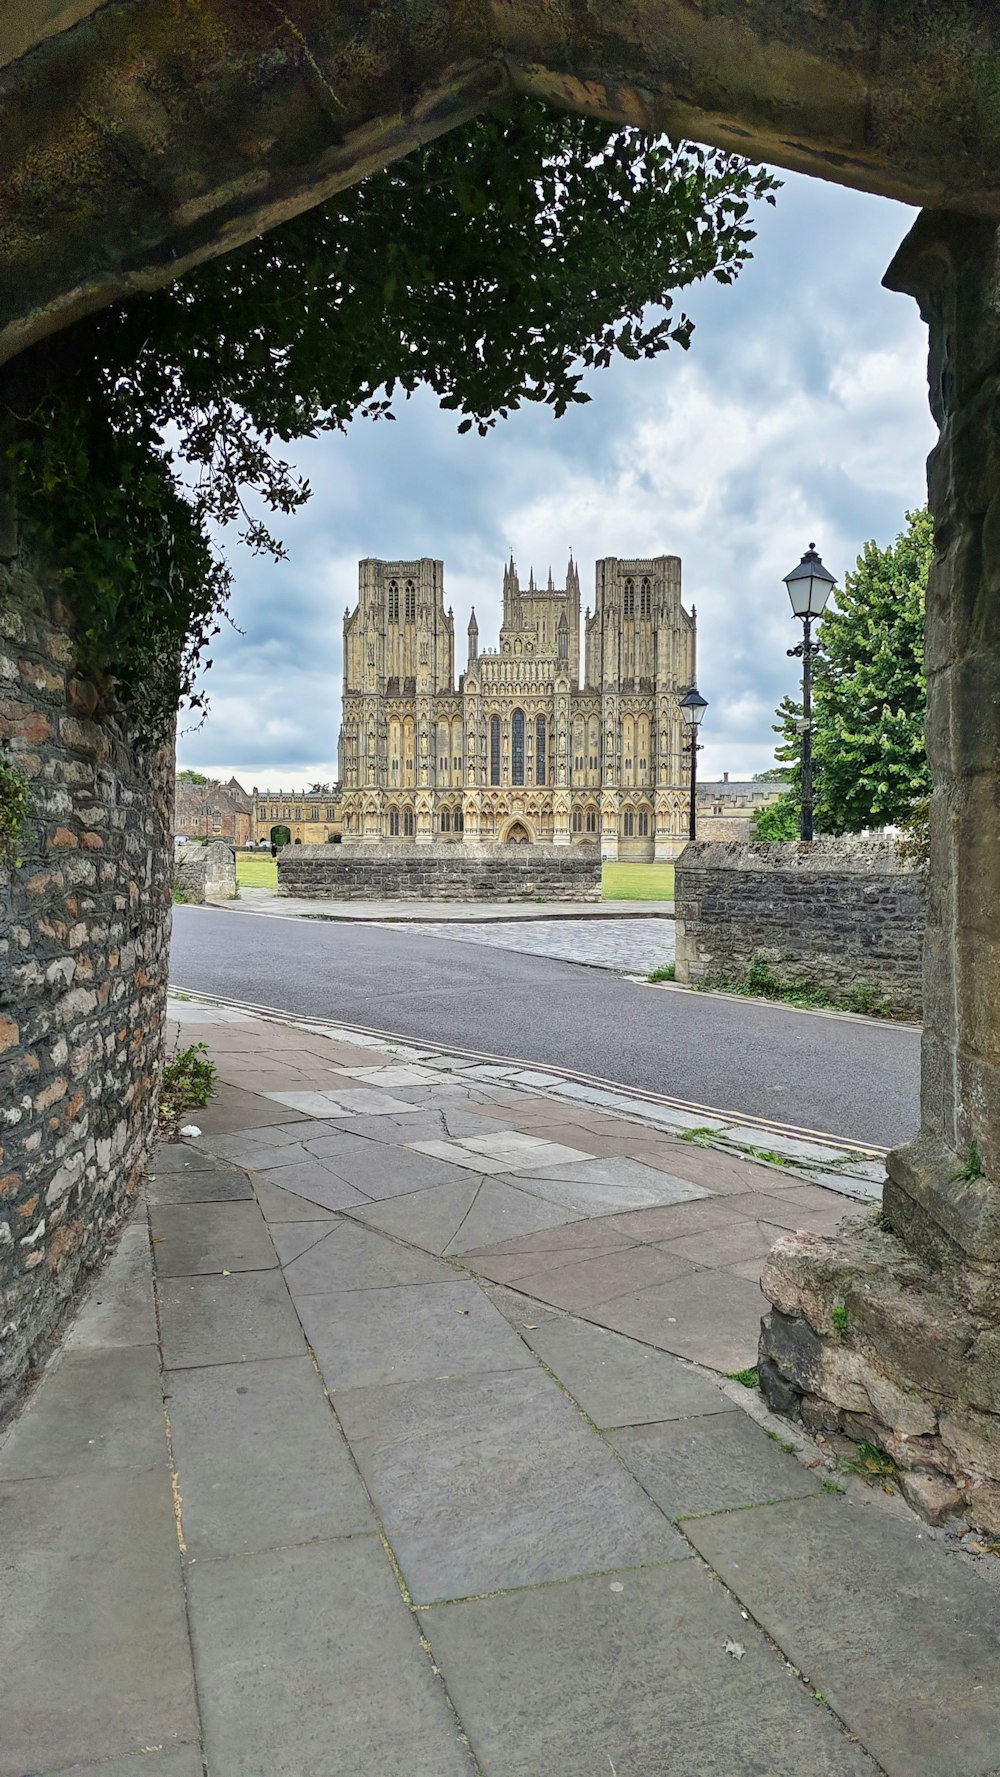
[173, 774, 251, 845]
[251, 788, 343, 847]
[695, 773, 786, 840]
[338, 551, 697, 859]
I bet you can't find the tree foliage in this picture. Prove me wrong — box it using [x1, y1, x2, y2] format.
[3, 97, 776, 737]
[755, 510, 932, 836]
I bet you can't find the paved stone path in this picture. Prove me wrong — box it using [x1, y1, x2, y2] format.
[3, 1005, 998, 1777]
[230, 885, 674, 925]
[381, 913, 676, 975]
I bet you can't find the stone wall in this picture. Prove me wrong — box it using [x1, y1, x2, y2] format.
[674, 836, 924, 1014]
[174, 840, 236, 905]
[278, 841, 602, 902]
[1, 559, 169, 1416]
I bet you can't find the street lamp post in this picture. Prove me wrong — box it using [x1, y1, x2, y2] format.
[782, 543, 837, 842]
[679, 685, 708, 841]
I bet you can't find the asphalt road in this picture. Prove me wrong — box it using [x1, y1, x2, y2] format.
[169, 905, 921, 1150]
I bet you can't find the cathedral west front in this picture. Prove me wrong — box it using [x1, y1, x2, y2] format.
[338, 552, 697, 860]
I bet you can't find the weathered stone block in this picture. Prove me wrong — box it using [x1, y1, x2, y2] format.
[174, 840, 236, 905]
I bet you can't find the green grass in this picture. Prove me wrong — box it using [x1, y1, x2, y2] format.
[726, 1367, 759, 1389]
[602, 862, 674, 901]
[236, 853, 278, 889]
[647, 962, 676, 983]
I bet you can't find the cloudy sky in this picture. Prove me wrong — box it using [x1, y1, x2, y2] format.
[176, 164, 936, 791]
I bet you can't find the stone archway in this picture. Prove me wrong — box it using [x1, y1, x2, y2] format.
[500, 817, 533, 845]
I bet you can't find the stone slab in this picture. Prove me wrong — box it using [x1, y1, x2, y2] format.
[300, 1279, 532, 1389]
[504, 1170, 706, 1217]
[41, 1749, 204, 1777]
[252, 1158, 372, 1211]
[147, 1157, 253, 1204]
[64, 1220, 157, 1351]
[0, 1347, 165, 1479]
[280, 1218, 458, 1294]
[165, 1355, 372, 1558]
[268, 1220, 335, 1264]
[516, 1315, 733, 1428]
[251, 1176, 340, 1221]
[149, 1140, 220, 1173]
[335, 1366, 687, 1603]
[419, 1559, 878, 1777]
[610, 1412, 820, 1518]
[686, 1494, 1000, 1777]
[347, 1178, 482, 1253]
[442, 1178, 582, 1254]
[158, 1271, 304, 1369]
[528, 1156, 710, 1197]
[0, 1468, 199, 1776]
[192, 1084, 311, 1133]
[461, 1218, 638, 1261]
[659, 1217, 791, 1270]
[187, 1535, 475, 1776]
[510, 1244, 698, 1312]
[150, 1200, 277, 1276]
[586, 1269, 769, 1372]
[301, 1131, 478, 1198]
[603, 1199, 744, 1242]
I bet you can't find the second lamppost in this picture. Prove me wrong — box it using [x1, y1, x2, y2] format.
[782, 542, 837, 842]
[680, 685, 708, 841]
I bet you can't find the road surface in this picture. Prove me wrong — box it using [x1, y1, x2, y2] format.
[169, 905, 920, 1150]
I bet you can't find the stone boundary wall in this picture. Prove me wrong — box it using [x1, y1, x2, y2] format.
[174, 840, 236, 904]
[278, 841, 602, 902]
[1, 560, 170, 1416]
[674, 836, 924, 1014]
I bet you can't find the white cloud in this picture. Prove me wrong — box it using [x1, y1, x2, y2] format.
[176, 168, 936, 788]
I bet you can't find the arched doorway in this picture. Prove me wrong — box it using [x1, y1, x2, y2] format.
[504, 820, 531, 845]
[269, 824, 291, 849]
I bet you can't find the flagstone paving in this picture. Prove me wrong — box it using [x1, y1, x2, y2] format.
[3, 1001, 999, 1777]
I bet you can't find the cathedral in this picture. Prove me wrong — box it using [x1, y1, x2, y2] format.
[338, 553, 697, 860]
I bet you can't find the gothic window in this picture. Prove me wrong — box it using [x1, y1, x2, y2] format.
[440, 810, 451, 833]
[638, 810, 650, 837]
[388, 581, 400, 623]
[511, 709, 525, 786]
[571, 809, 582, 833]
[326, 806, 335, 820]
[490, 715, 501, 785]
[419, 641, 428, 665]
[389, 809, 400, 837]
[294, 806, 301, 820]
[623, 578, 635, 617]
[404, 580, 416, 621]
[310, 806, 319, 820]
[623, 811, 635, 838]
[640, 577, 652, 617]
[535, 715, 546, 785]
[455, 809, 464, 832]
[586, 808, 598, 833]
[367, 643, 375, 665]
[404, 808, 415, 837]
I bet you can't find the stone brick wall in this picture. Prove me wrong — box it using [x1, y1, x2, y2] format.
[674, 836, 924, 1014]
[1, 559, 170, 1416]
[174, 840, 236, 904]
[278, 841, 602, 902]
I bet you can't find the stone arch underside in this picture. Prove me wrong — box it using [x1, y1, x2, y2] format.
[4, 2, 1000, 365]
[2, 1, 1000, 1523]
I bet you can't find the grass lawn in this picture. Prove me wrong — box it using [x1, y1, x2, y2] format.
[602, 861, 675, 901]
[236, 853, 278, 889]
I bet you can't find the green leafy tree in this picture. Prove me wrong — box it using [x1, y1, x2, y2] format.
[4, 98, 776, 735]
[759, 511, 932, 835]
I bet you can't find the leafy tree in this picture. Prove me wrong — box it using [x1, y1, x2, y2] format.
[751, 793, 800, 840]
[176, 769, 210, 785]
[4, 97, 777, 735]
[758, 512, 932, 835]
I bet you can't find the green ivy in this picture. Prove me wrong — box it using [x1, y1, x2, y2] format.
[0, 750, 33, 866]
[2, 97, 777, 740]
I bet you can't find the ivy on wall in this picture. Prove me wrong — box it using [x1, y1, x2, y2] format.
[2, 98, 776, 740]
[0, 749, 33, 865]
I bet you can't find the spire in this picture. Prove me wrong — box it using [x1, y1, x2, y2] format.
[547, 565, 554, 592]
[468, 606, 478, 633]
[467, 606, 479, 666]
[528, 565, 536, 592]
